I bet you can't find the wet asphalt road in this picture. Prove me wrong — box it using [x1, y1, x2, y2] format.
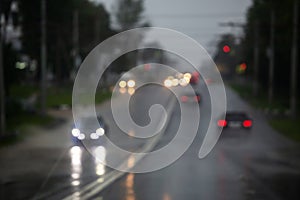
[0, 81, 300, 200]
[91, 83, 300, 200]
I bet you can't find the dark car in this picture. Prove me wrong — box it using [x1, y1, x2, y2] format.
[217, 112, 253, 129]
[71, 115, 108, 146]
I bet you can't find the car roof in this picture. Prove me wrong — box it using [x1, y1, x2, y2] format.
[225, 112, 249, 119]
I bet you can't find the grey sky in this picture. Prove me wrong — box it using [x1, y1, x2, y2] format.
[93, 0, 252, 55]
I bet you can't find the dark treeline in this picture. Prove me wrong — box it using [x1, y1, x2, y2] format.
[1, 0, 147, 86]
[242, 0, 298, 94]
[20, 0, 113, 82]
[215, 0, 299, 105]
[0, 0, 146, 136]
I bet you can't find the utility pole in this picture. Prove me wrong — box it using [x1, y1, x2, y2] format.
[0, 15, 5, 136]
[73, 10, 79, 70]
[219, 22, 245, 32]
[268, 10, 275, 104]
[40, 0, 47, 115]
[290, 0, 298, 118]
[94, 12, 100, 44]
[253, 20, 260, 96]
[219, 22, 244, 43]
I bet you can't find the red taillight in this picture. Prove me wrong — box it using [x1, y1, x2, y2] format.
[218, 120, 227, 127]
[243, 120, 252, 128]
[194, 96, 200, 102]
[192, 71, 199, 78]
[181, 96, 188, 102]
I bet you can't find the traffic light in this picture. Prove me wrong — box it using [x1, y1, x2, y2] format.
[240, 63, 247, 71]
[223, 45, 231, 53]
[236, 62, 247, 74]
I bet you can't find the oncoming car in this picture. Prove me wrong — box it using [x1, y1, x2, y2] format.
[71, 115, 108, 146]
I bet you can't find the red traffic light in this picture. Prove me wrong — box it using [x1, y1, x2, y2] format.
[223, 45, 231, 53]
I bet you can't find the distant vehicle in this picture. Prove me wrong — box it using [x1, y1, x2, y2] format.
[180, 92, 201, 103]
[118, 71, 136, 95]
[218, 112, 252, 129]
[189, 71, 200, 85]
[71, 115, 108, 146]
[163, 71, 201, 88]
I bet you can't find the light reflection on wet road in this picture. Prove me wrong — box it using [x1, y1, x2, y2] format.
[70, 146, 82, 187]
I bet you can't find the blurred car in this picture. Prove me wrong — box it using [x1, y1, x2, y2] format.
[217, 112, 253, 129]
[71, 115, 108, 146]
[189, 71, 200, 85]
[180, 92, 201, 103]
[118, 72, 136, 95]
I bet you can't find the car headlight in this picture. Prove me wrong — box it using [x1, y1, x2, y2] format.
[127, 80, 136, 88]
[172, 78, 179, 87]
[127, 87, 135, 95]
[90, 133, 99, 140]
[164, 79, 172, 87]
[78, 133, 85, 140]
[119, 80, 127, 88]
[184, 73, 192, 79]
[96, 127, 105, 136]
[72, 128, 80, 137]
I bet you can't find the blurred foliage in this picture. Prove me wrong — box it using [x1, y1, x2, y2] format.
[19, 0, 113, 81]
[2, 113, 54, 147]
[113, 0, 147, 30]
[7, 111, 53, 131]
[1, 0, 145, 136]
[270, 118, 300, 142]
[9, 84, 111, 108]
[241, 0, 298, 93]
[230, 81, 300, 142]
[230, 82, 289, 111]
[3, 43, 20, 93]
[46, 86, 111, 108]
[215, 0, 300, 117]
[110, 0, 150, 73]
[4, 84, 111, 141]
[10, 84, 37, 99]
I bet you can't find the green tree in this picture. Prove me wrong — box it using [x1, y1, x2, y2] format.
[111, 0, 149, 72]
[242, 0, 297, 95]
[19, 0, 113, 82]
[113, 0, 146, 31]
